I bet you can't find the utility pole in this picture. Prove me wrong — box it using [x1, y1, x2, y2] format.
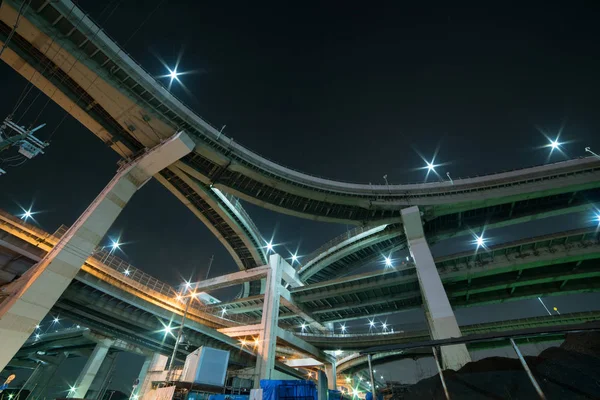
[165, 256, 215, 383]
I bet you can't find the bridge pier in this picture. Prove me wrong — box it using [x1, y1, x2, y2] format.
[139, 353, 169, 398]
[0, 132, 194, 371]
[253, 254, 283, 387]
[325, 362, 337, 390]
[86, 351, 118, 400]
[401, 206, 471, 370]
[68, 338, 114, 398]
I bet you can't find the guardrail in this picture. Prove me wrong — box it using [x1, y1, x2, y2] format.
[302, 226, 376, 267]
[41, 0, 600, 195]
[52, 225, 254, 325]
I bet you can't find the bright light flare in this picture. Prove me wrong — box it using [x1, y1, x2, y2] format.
[384, 256, 392, 267]
[340, 324, 347, 333]
[52, 316, 60, 324]
[291, 253, 299, 263]
[110, 240, 120, 250]
[161, 323, 175, 338]
[381, 323, 388, 331]
[345, 377, 351, 383]
[368, 319, 376, 328]
[300, 323, 307, 332]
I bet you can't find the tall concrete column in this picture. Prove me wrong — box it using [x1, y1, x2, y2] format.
[253, 254, 283, 387]
[401, 206, 471, 370]
[139, 353, 168, 398]
[68, 339, 114, 398]
[325, 362, 336, 390]
[133, 354, 154, 398]
[87, 351, 118, 400]
[0, 132, 194, 371]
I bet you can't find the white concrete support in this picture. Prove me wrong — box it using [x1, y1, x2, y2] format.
[133, 354, 154, 398]
[325, 362, 337, 391]
[68, 339, 114, 398]
[139, 353, 168, 398]
[253, 254, 283, 387]
[401, 206, 471, 370]
[87, 351, 118, 400]
[193, 266, 270, 292]
[285, 358, 323, 368]
[0, 132, 194, 371]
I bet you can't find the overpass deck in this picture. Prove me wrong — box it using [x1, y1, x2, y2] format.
[0, 0, 599, 233]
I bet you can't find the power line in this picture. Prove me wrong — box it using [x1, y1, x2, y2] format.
[0, 0, 30, 58]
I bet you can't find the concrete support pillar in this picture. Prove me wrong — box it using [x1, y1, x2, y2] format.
[87, 351, 118, 400]
[325, 362, 336, 391]
[0, 132, 194, 371]
[68, 339, 114, 398]
[134, 354, 154, 398]
[401, 206, 471, 370]
[317, 370, 328, 400]
[139, 353, 168, 398]
[253, 254, 283, 387]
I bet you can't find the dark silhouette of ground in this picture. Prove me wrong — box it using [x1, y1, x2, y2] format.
[396, 332, 600, 399]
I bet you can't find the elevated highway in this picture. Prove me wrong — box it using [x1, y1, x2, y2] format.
[3, 209, 599, 336]
[0, 1, 599, 283]
[2, 209, 600, 392]
[219, 225, 600, 326]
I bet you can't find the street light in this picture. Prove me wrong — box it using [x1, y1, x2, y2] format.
[475, 235, 485, 248]
[21, 209, 33, 221]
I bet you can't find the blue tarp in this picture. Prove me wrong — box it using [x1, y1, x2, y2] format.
[260, 380, 317, 400]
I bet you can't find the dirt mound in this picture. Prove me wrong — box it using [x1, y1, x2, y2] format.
[395, 340, 600, 400]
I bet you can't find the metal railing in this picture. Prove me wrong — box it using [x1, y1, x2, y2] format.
[302, 225, 382, 267]
[43, 0, 600, 197]
[220, 191, 264, 247]
[53, 226, 254, 325]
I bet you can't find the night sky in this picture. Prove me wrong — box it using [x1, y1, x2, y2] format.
[2, 0, 600, 393]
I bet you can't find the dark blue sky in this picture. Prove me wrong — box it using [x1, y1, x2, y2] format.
[2, 0, 600, 393]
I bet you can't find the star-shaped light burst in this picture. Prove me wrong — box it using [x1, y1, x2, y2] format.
[384, 256, 392, 267]
[414, 146, 446, 182]
[340, 323, 347, 333]
[18, 203, 40, 223]
[472, 230, 489, 252]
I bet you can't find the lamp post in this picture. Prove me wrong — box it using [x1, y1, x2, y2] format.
[166, 290, 194, 383]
